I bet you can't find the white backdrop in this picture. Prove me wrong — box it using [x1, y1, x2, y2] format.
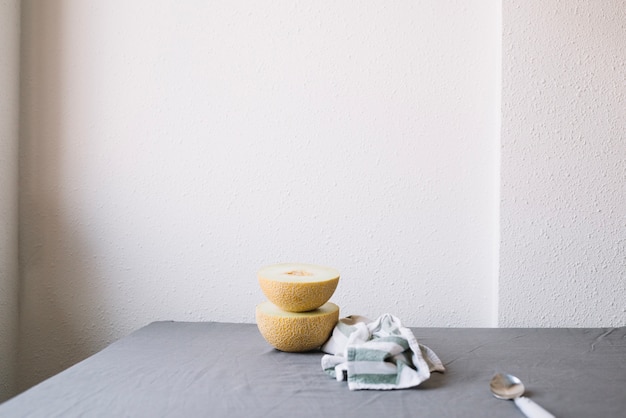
[0, 0, 20, 403]
[17, 0, 500, 391]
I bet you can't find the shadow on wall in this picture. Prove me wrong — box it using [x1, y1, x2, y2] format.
[18, 0, 111, 393]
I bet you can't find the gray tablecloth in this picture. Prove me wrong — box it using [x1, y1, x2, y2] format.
[1, 322, 625, 417]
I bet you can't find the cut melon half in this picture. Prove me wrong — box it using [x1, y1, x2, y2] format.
[257, 263, 340, 312]
[256, 301, 339, 352]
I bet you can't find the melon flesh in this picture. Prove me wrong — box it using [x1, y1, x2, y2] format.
[256, 301, 339, 352]
[258, 263, 340, 312]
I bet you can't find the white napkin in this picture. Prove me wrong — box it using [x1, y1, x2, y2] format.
[321, 314, 445, 390]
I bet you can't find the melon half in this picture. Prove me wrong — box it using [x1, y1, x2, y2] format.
[256, 301, 339, 352]
[257, 263, 340, 312]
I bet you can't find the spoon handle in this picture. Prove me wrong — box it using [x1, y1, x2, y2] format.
[514, 396, 555, 418]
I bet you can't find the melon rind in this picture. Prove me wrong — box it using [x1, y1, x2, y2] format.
[257, 263, 340, 312]
[256, 301, 339, 352]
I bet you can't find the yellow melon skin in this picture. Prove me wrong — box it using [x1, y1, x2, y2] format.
[256, 301, 339, 352]
[258, 263, 340, 312]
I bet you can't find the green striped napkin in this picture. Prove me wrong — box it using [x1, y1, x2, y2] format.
[321, 314, 444, 390]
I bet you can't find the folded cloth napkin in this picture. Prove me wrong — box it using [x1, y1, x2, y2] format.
[321, 314, 445, 390]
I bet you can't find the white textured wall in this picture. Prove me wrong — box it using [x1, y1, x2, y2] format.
[500, 1, 626, 326]
[0, 0, 20, 403]
[18, 0, 500, 390]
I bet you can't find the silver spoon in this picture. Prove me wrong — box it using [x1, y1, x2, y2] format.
[490, 373, 555, 418]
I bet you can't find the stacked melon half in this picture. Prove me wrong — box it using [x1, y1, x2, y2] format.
[256, 263, 340, 352]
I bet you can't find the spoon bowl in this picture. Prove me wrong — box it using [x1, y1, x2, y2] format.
[490, 373, 525, 399]
[489, 373, 555, 418]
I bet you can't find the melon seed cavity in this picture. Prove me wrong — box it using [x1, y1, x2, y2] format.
[286, 270, 313, 276]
